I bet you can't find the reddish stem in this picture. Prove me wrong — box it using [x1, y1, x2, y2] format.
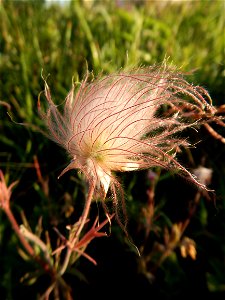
[4, 207, 35, 257]
[4, 207, 54, 275]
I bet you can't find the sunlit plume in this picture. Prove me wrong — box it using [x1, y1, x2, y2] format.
[39, 66, 216, 209]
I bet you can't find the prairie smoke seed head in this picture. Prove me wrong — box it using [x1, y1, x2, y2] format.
[39, 66, 216, 198]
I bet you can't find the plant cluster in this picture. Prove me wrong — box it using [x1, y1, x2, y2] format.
[0, 1, 224, 299]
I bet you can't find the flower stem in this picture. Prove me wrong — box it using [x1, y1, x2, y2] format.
[59, 181, 96, 276]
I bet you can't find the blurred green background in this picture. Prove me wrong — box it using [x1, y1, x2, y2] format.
[0, 0, 225, 299]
